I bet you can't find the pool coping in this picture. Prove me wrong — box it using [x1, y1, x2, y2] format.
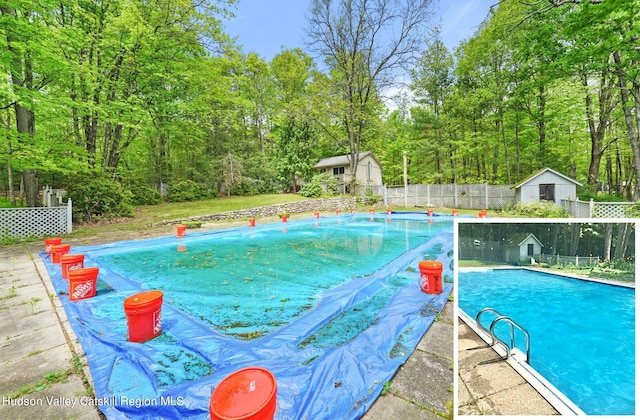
[458, 309, 586, 416]
[460, 265, 635, 289]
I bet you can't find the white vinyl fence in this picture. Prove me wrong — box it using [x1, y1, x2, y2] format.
[561, 199, 636, 218]
[0, 188, 72, 240]
[370, 183, 516, 209]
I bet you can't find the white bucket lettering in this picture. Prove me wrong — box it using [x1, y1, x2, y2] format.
[72, 280, 94, 299]
[69, 262, 83, 272]
[153, 308, 162, 334]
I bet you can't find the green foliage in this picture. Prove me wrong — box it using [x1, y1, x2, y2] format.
[166, 180, 210, 203]
[626, 203, 640, 218]
[299, 172, 339, 198]
[500, 201, 569, 218]
[124, 179, 162, 206]
[65, 177, 133, 223]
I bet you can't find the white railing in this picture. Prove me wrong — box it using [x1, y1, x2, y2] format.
[0, 200, 72, 240]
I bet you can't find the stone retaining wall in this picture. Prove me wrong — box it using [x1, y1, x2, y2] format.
[156, 197, 359, 226]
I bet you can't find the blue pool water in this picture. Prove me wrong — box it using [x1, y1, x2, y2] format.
[42, 214, 454, 419]
[458, 268, 635, 415]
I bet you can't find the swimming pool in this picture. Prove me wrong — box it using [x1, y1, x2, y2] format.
[42, 214, 454, 419]
[458, 268, 635, 415]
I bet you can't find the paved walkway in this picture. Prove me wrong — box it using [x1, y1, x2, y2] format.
[457, 318, 559, 416]
[0, 238, 453, 419]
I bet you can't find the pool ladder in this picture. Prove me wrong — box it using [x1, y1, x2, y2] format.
[476, 308, 530, 363]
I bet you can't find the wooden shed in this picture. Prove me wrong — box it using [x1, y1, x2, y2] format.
[314, 152, 383, 193]
[502, 233, 543, 264]
[513, 168, 582, 206]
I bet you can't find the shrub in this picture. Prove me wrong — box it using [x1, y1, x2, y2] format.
[65, 177, 133, 223]
[166, 180, 209, 203]
[500, 201, 569, 218]
[299, 172, 339, 198]
[124, 179, 162, 205]
[230, 177, 266, 196]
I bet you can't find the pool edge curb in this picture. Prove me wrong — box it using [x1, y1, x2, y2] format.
[458, 310, 587, 416]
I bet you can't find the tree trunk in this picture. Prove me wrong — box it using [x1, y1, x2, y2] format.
[603, 223, 613, 261]
[583, 71, 612, 188]
[613, 223, 632, 260]
[22, 169, 40, 207]
[612, 51, 640, 200]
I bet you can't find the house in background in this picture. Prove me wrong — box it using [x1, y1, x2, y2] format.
[502, 233, 543, 264]
[314, 152, 383, 193]
[513, 168, 582, 206]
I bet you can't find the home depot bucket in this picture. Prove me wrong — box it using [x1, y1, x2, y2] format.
[418, 260, 443, 295]
[124, 290, 164, 342]
[176, 224, 187, 237]
[60, 254, 85, 280]
[68, 267, 99, 301]
[209, 367, 277, 420]
[51, 244, 71, 264]
[44, 237, 62, 254]
[249, 218, 256, 227]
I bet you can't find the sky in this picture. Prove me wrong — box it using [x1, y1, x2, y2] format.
[224, 0, 497, 61]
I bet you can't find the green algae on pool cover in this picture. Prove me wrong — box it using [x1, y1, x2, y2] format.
[95, 218, 449, 340]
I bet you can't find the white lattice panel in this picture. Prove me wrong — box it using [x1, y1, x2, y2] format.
[593, 203, 631, 218]
[0, 207, 69, 240]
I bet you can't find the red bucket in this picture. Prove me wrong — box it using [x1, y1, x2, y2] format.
[418, 260, 443, 295]
[68, 267, 99, 301]
[210, 367, 277, 420]
[51, 244, 71, 264]
[249, 218, 256, 227]
[124, 290, 163, 342]
[44, 238, 62, 254]
[176, 224, 187, 237]
[60, 254, 85, 280]
[452, 209, 458, 216]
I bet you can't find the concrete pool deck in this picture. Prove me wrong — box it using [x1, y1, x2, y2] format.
[0, 239, 454, 419]
[457, 318, 559, 416]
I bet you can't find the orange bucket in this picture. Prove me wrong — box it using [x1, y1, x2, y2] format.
[210, 367, 277, 420]
[51, 244, 71, 264]
[60, 254, 85, 280]
[452, 209, 458, 216]
[249, 218, 256, 227]
[68, 267, 99, 301]
[124, 290, 164, 342]
[176, 224, 187, 237]
[44, 237, 62, 254]
[418, 260, 443, 295]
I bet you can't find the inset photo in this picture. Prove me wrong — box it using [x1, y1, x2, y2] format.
[456, 220, 635, 417]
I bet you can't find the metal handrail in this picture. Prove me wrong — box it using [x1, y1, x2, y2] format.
[476, 307, 531, 363]
[475, 307, 501, 335]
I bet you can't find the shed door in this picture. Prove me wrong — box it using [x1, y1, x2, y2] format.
[527, 243, 534, 256]
[539, 184, 555, 202]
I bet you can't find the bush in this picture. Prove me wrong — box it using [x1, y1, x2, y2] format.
[166, 180, 210, 203]
[65, 177, 133, 223]
[299, 172, 339, 198]
[124, 179, 162, 205]
[230, 177, 266, 196]
[500, 201, 569, 218]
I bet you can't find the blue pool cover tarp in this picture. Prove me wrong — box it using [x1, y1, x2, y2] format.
[42, 215, 453, 419]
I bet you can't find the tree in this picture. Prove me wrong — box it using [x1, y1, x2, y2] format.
[306, 0, 436, 192]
